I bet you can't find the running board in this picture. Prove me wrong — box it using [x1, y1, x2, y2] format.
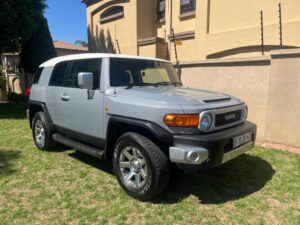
[52, 133, 105, 159]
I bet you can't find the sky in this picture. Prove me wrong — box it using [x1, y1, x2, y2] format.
[45, 0, 87, 44]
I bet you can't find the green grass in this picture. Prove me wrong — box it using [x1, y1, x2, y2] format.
[0, 103, 299, 225]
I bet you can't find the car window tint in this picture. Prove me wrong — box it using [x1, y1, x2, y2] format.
[32, 67, 44, 84]
[49, 62, 68, 86]
[63, 59, 102, 89]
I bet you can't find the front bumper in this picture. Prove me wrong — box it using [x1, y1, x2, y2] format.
[169, 121, 257, 168]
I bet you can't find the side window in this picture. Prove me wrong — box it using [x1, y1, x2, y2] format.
[180, 0, 196, 14]
[49, 62, 68, 86]
[32, 67, 44, 84]
[157, 0, 165, 22]
[63, 59, 102, 89]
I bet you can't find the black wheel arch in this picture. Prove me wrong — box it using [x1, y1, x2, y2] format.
[105, 116, 174, 161]
[29, 100, 53, 129]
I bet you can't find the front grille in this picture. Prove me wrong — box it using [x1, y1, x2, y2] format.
[215, 110, 242, 127]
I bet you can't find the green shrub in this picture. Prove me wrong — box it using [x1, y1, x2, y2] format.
[0, 76, 6, 87]
[7, 92, 26, 102]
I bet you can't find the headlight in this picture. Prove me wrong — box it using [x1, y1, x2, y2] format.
[199, 112, 212, 131]
[244, 104, 248, 119]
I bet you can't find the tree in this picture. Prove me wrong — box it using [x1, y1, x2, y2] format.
[0, 0, 47, 53]
[75, 40, 88, 47]
[19, 16, 56, 73]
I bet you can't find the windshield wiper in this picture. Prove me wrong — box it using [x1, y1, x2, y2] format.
[125, 82, 182, 89]
[153, 81, 182, 87]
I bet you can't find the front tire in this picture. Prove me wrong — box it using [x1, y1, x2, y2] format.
[113, 132, 170, 201]
[32, 112, 57, 151]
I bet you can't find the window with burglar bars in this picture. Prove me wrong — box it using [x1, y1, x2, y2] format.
[180, 0, 196, 14]
[157, 0, 165, 21]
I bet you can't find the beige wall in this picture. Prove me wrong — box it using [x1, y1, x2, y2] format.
[181, 57, 271, 139]
[181, 48, 300, 148]
[85, 0, 300, 61]
[195, 0, 300, 59]
[87, 0, 138, 55]
[265, 49, 300, 147]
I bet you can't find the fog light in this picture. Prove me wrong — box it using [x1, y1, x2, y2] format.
[187, 151, 200, 162]
[199, 112, 212, 131]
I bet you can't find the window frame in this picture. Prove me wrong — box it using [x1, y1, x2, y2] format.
[180, 0, 196, 15]
[49, 61, 69, 87]
[100, 6, 124, 24]
[156, 0, 166, 22]
[32, 67, 44, 84]
[49, 59, 102, 90]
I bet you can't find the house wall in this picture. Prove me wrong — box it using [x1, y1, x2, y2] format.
[195, 0, 300, 60]
[86, 0, 138, 55]
[181, 48, 300, 148]
[55, 48, 88, 57]
[84, 0, 300, 61]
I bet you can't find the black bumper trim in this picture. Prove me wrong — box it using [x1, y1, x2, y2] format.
[173, 121, 257, 168]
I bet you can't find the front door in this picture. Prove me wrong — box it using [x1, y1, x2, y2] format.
[57, 58, 104, 142]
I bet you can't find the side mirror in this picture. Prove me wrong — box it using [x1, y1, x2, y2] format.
[78, 72, 93, 89]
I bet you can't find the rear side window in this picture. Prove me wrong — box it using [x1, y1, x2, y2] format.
[49, 62, 68, 86]
[63, 59, 102, 89]
[32, 67, 43, 84]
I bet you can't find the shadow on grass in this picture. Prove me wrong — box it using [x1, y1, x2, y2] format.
[68, 151, 113, 175]
[0, 103, 27, 119]
[0, 149, 21, 176]
[155, 154, 275, 205]
[68, 151, 275, 205]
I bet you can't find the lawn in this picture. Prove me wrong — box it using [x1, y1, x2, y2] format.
[0, 103, 299, 225]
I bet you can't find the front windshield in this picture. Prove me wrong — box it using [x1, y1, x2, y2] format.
[110, 58, 181, 87]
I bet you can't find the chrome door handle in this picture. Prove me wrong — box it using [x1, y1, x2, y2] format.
[60, 94, 70, 101]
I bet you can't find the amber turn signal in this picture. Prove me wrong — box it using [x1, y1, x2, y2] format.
[164, 114, 199, 127]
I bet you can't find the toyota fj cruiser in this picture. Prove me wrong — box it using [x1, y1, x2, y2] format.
[29, 53, 256, 200]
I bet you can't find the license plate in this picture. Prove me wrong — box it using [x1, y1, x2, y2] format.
[233, 132, 252, 148]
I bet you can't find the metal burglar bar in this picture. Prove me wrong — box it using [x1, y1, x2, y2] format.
[260, 10, 264, 55]
[116, 39, 121, 54]
[279, 3, 283, 48]
[171, 28, 181, 79]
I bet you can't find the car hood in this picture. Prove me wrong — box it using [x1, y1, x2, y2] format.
[107, 86, 242, 107]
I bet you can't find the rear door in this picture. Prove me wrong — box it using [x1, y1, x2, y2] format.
[47, 61, 69, 126]
[56, 58, 105, 142]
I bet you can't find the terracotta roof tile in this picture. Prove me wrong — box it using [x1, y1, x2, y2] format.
[53, 41, 88, 51]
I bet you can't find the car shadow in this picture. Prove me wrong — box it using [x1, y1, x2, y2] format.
[153, 154, 275, 205]
[68, 151, 114, 175]
[0, 149, 21, 176]
[67, 151, 274, 205]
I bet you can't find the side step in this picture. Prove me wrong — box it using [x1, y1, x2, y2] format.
[52, 133, 105, 159]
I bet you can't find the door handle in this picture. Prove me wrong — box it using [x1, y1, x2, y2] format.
[60, 94, 70, 101]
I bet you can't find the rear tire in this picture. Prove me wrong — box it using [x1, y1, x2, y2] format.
[32, 112, 57, 151]
[113, 132, 170, 201]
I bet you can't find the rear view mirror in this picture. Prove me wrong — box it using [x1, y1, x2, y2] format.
[78, 72, 93, 89]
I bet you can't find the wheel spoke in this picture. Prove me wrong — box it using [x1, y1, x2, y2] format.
[125, 171, 134, 182]
[122, 150, 133, 160]
[140, 158, 146, 166]
[140, 169, 147, 179]
[134, 174, 141, 187]
[132, 148, 138, 157]
[120, 161, 130, 168]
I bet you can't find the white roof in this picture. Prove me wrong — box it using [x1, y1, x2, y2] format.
[40, 53, 170, 67]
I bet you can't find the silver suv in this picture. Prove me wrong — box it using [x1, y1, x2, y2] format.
[29, 53, 256, 200]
